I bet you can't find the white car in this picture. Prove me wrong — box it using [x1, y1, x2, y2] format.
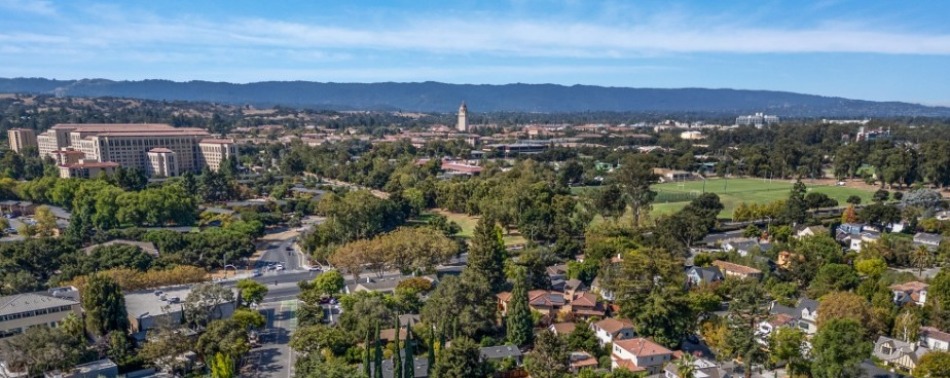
[275, 265, 285, 271]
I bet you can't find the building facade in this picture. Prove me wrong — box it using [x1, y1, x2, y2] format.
[7, 128, 37, 153]
[736, 113, 780, 128]
[58, 160, 119, 179]
[146, 148, 179, 177]
[36, 124, 236, 176]
[457, 102, 468, 132]
[0, 292, 82, 339]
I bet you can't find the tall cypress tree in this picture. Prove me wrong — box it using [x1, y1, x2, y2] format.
[82, 273, 130, 336]
[468, 216, 507, 292]
[374, 323, 383, 378]
[364, 327, 372, 378]
[403, 322, 414, 378]
[427, 331, 436, 376]
[506, 272, 534, 347]
[394, 315, 402, 378]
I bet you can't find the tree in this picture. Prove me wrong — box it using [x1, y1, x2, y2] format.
[524, 330, 569, 378]
[421, 271, 496, 339]
[841, 204, 858, 224]
[139, 326, 195, 373]
[314, 270, 345, 296]
[34, 205, 58, 237]
[290, 324, 353, 357]
[781, 180, 809, 225]
[210, 353, 236, 378]
[232, 308, 266, 330]
[911, 245, 934, 276]
[807, 263, 860, 298]
[916, 351, 950, 378]
[673, 353, 697, 378]
[592, 184, 626, 220]
[467, 216, 507, 292]
[846, 195, 862, 205]
[295, 354, 364, 378]
[769, 327, 806, 377]
[236, 279, 268, 307]
[873, 189, 890, 203]
[0, 325, 87, 375]
[817, 291, 879, 336]
[195, 319, 250, 361]
[402, 321, 414, 378]
[506, 273, 534, 347]
[613, 155, 658, 227]
[892, 307, 922, 342]
[722, 281, 767, 378]
[811, 319, 871, 378]
[184, 282, 235, 327]
[854, 258, 888, 277]
[432, 337, 489, 378]
[82, 273, 129, 336]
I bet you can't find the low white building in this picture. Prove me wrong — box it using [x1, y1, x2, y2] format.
[592, 318, 635, 346]
[611, 338, 673, 375]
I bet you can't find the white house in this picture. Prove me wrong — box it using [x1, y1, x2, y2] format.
[611, 338, 673, 375]
[919, 327, 950, 352]
[592, 318, 635, 346]
[890, 281, 928, 306]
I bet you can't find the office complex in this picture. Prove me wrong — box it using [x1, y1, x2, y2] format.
[36, 123, 237, 177]
[736, 113, 780, 128]
[0, 292, 82, 339]
[6, 128, 37, 153]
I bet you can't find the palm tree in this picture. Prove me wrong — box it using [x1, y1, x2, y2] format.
[675, 353, 697, 378]
[911, 246, 933, 277]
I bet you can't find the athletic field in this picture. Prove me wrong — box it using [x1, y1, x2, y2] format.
[651, 178, 874, 218]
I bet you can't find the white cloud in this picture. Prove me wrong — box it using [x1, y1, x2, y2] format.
[0, 0, 56, 16]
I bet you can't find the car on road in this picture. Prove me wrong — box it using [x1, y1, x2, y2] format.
[307, 266, 322, 272]
[252, 269, 262, 277]
[275, 265, 285, 271]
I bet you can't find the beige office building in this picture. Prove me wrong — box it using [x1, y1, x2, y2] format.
[7, 128, 37, 153]
[59, 160, 120, 179]
[147, 148, 179, 177]
[36, 124, 237, 176]
[51, 148, 86, 165]
[198, 139, 239, 172]
[0, 293, 82, 339]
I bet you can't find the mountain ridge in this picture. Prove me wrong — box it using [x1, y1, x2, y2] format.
[1, 77, 947, 117]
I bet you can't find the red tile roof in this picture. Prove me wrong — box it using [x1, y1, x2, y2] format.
[921, 327, 950, 343]
[594, 318, 634, 334]
[614, 338, 673, 358]
[712, 260, 762, 275]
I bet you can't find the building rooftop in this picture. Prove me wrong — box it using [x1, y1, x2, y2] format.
[124, 285, 235, 320]
[480, 344, 522, 360]
[712, 260, 762, 275]
[148, 148, 174, 153]
[614, 338, 673, 357]
[199, 139, 236, 145]
[0, 292, 79, 317]
[60, 161, 120, 169]
[594, 317, 634, 334]
[51, 123, 178, 131]
[83, 239, 159, 256]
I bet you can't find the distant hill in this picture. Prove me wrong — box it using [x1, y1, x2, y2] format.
[1, 77, 948, 117]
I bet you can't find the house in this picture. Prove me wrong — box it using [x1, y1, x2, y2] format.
[379, 357, 429, 378]
[837, 223, 865, 235]
[890, 281, 928, 306]
[873, 336, 931, 372]
[0, 291, 82, 339]
[611, 338, 674, 375]
[590, 277, 615, 302]
[756, 313, 797, 344]
[550, 322, 577, 336]
[563, 279, 588, 300]
[849, 231, 881, 252]
[913, 232, 944, 251]
[569, 351, 599, 372]
[766, 298, 820, 336]
[497, 290, 566, 316]
[796, 225, 828, 239]
[653, 168, 694, 183]
[0, 200, 36, 217]
[919, 327, 950, 351]
[480, 345, 523, 365]
[686, 266, 723, 286]
[565, 292, 606, 320]
[344, 274, 438, 295]
[592, 318, 636, 346]
[720, 238, 771, 256]
[547, 264, 569, 291]
[663, 356, 732, 378]
[711, 261, 762, 280]
[44, 358, 118, 378]
[776, 251, 805, 270]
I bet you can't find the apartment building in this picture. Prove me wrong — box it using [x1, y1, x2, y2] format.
[0, 292, 82, 339]
[36, 124, 237, 176]
[6, 128, 37, 153]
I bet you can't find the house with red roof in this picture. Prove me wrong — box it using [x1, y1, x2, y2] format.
[610, 338, 674, 375]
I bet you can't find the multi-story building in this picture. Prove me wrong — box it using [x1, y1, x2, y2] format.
[457, 102, 468, 132]
[36, 124, 237, 176]
[58, 160, 119, 179]
[0, 292, 82, 339]
[50, 148, 86, 165]
[147, 148, 179, 177]
[198, 139, 238, 172]
[6, 128, 37, 153]
[736, 113, 779, 128]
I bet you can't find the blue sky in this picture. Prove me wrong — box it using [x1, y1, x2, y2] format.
[1, 0, 949, 105]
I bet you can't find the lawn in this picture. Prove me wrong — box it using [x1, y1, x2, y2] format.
[430, 209, 527, 246]
[650, 178, 874, 218]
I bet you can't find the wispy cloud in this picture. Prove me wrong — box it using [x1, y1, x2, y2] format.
[0, 0, 56, 16]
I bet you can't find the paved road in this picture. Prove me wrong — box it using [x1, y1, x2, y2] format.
[257, 235, 305, 272]
[244, 300, 298, 378]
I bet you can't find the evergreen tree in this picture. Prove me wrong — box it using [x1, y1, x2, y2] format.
[374, 323, 383, 378]
[394, 315, 402, 378]
[722, 281, 767, 378]
[506, 272, 534, 347]
[468, 216, 507, 292]
[364, 328, 372, 378]
[781, 180, 809, 225]
[427, 331, 436, 376]
[81, 273, 129, 336]
[403, 322, 414, 378]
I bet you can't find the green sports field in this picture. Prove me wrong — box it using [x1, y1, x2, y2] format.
[650, 178, 874, 218]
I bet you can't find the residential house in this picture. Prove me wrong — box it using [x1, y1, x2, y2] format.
[873, 336, 930, 372]
[569, 352, 599, 372]
[795, 225, 828, 239]
[776, 251, 804, 270]
[663, 356, 732, 378]
[913, 232, 944, 251]
[766, 298, 820, 336]
[890, 281, 928, 306]
[565, 292, 606, 320]
[849, 231, 881, 252]
[549, 322, 576, 336]
[720, 238, 772, 257]
[590, 277, 615, 302]
[686, 266, 723, 287]
[547, 264, 569, 291]
[611, 338, 674, 375]
[711, 261, 762, 280]
[0, 200, 36, 217]
[379, 357, 429, 378]
[497, 290, 566, 316]
[592, 318, 635, 346]
[480, 345, 523, 365]
[563, 279, 588, 300]
[756, 313, 797, 345]
[0, 292, 82, 339]
[919, 327, 950, 352]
